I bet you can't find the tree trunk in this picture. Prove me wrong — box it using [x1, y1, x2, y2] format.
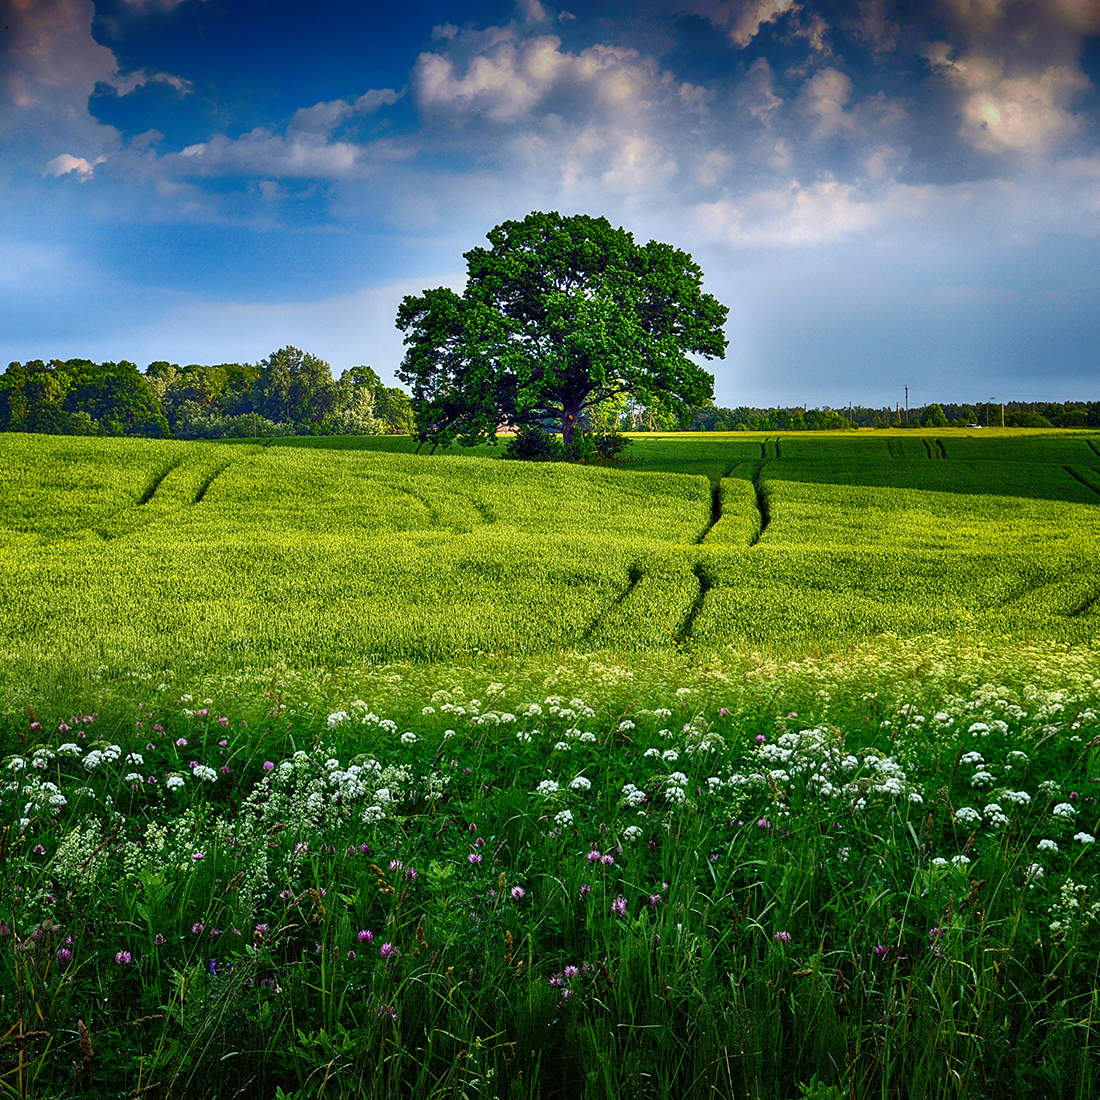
[561, 394, 583, 448]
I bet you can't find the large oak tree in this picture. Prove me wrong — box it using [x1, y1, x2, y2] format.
[396, 212, 728, 450]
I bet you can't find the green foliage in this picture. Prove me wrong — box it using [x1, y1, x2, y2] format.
[503, 426, 631, 463]
[2, 354, 411, 441]
[503, 425, 566, 461]
[396, 211, 727, 452]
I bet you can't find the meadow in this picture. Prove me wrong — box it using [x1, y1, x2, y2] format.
[1, 429, 1099, 1098]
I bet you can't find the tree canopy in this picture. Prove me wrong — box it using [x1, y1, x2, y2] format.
[395, 211, 729, 449]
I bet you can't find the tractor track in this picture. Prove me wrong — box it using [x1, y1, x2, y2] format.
[137, 459, 182, 505]
[1063, 465, 1100, 498]
[582, 564, 643, 643]
[676, 562, 712, 647]
[750, 462, 770, 546]
[193, 464, 231, 504]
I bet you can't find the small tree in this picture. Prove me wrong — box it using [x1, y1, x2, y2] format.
[921, 403, 948, 428]
[396, 212, 728, 451]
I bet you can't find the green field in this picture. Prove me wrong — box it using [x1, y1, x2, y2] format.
[2, 429, 1098, 699]
[2, 430, 1099, 1099]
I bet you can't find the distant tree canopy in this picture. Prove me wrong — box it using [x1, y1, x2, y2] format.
[1, 351, 414, 439]
[396, 211, 728, 450]
[684, 401, 1100, 431]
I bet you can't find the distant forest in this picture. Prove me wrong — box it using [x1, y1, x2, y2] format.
[2, 351, 1097, 437]
[686, 400, 1100, 431]
[0, 348, 413, 439]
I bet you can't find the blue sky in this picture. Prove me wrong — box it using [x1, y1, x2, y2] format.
[4, 0, 1100, 407]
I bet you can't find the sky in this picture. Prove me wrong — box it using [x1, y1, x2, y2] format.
[3, 0, 1100, 408]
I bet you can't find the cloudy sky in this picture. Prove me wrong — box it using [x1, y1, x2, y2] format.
[4, 0, 1100, 407]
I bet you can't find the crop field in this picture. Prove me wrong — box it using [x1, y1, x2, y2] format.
[2, 429, 1099, 1099]
[1, 429, 1099, 700]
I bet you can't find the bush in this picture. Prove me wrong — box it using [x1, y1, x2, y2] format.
[503, 426, 632, 462]
[568, 429, 631, 461]
[503, 425, 565, 461]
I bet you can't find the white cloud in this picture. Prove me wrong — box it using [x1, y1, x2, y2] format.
[2, 0, 190, 110]
[942, 0, 1008, 36]
[107, 68, 193, 96]
[726, 0, 798, 48]
[516, 0, 551, 24]
[176, 130, 364, 178]
[43, 152, 106, 181]
[697, 148, 735, 186]
[736, 58, 783, 123]
[693, 178, 936, 246]
[862, 143, 907, 180]
[854, 0, 900, 51]
[288, 88, 399, 136]
[413, 34, 679, 125]
[928, 44, 1092, 155]
[1049, 0, 1100, 33]
[163, 86, 403, 180]
[799, 67, 855, 137]
[790, 8, 830, 56]
[600, 134, 678, 191]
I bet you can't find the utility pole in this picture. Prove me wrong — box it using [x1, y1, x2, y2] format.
[1001, 403, 1005, 428]
[904, 385, 909, 425]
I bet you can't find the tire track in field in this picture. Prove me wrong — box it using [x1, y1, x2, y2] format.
[774, 438, 782, 459]
[749, 462, 770, 546]
[1085, 439, 1100, 458]
[1068, 591, 1100, 617]
[676, 561, 712, 646]
[695, 460, 743, 544]
[886, 439, 902, 459]
[451, 490, 496, 526]
[936, 439, 948, 459]
[1063, 465, 1100, 498]
[922, 438, 934, 459]
[137, 459, 182, 505]
[193, 463, 231, 504]
[582, 563, 643, 643]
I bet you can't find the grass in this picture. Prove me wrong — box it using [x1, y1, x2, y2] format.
[0, 429, 1098, 706]
[1, 428, 1099, 1097]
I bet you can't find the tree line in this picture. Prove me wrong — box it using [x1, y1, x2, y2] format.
[687, 401, 1100, 431]
[0, 348, 413, 439]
